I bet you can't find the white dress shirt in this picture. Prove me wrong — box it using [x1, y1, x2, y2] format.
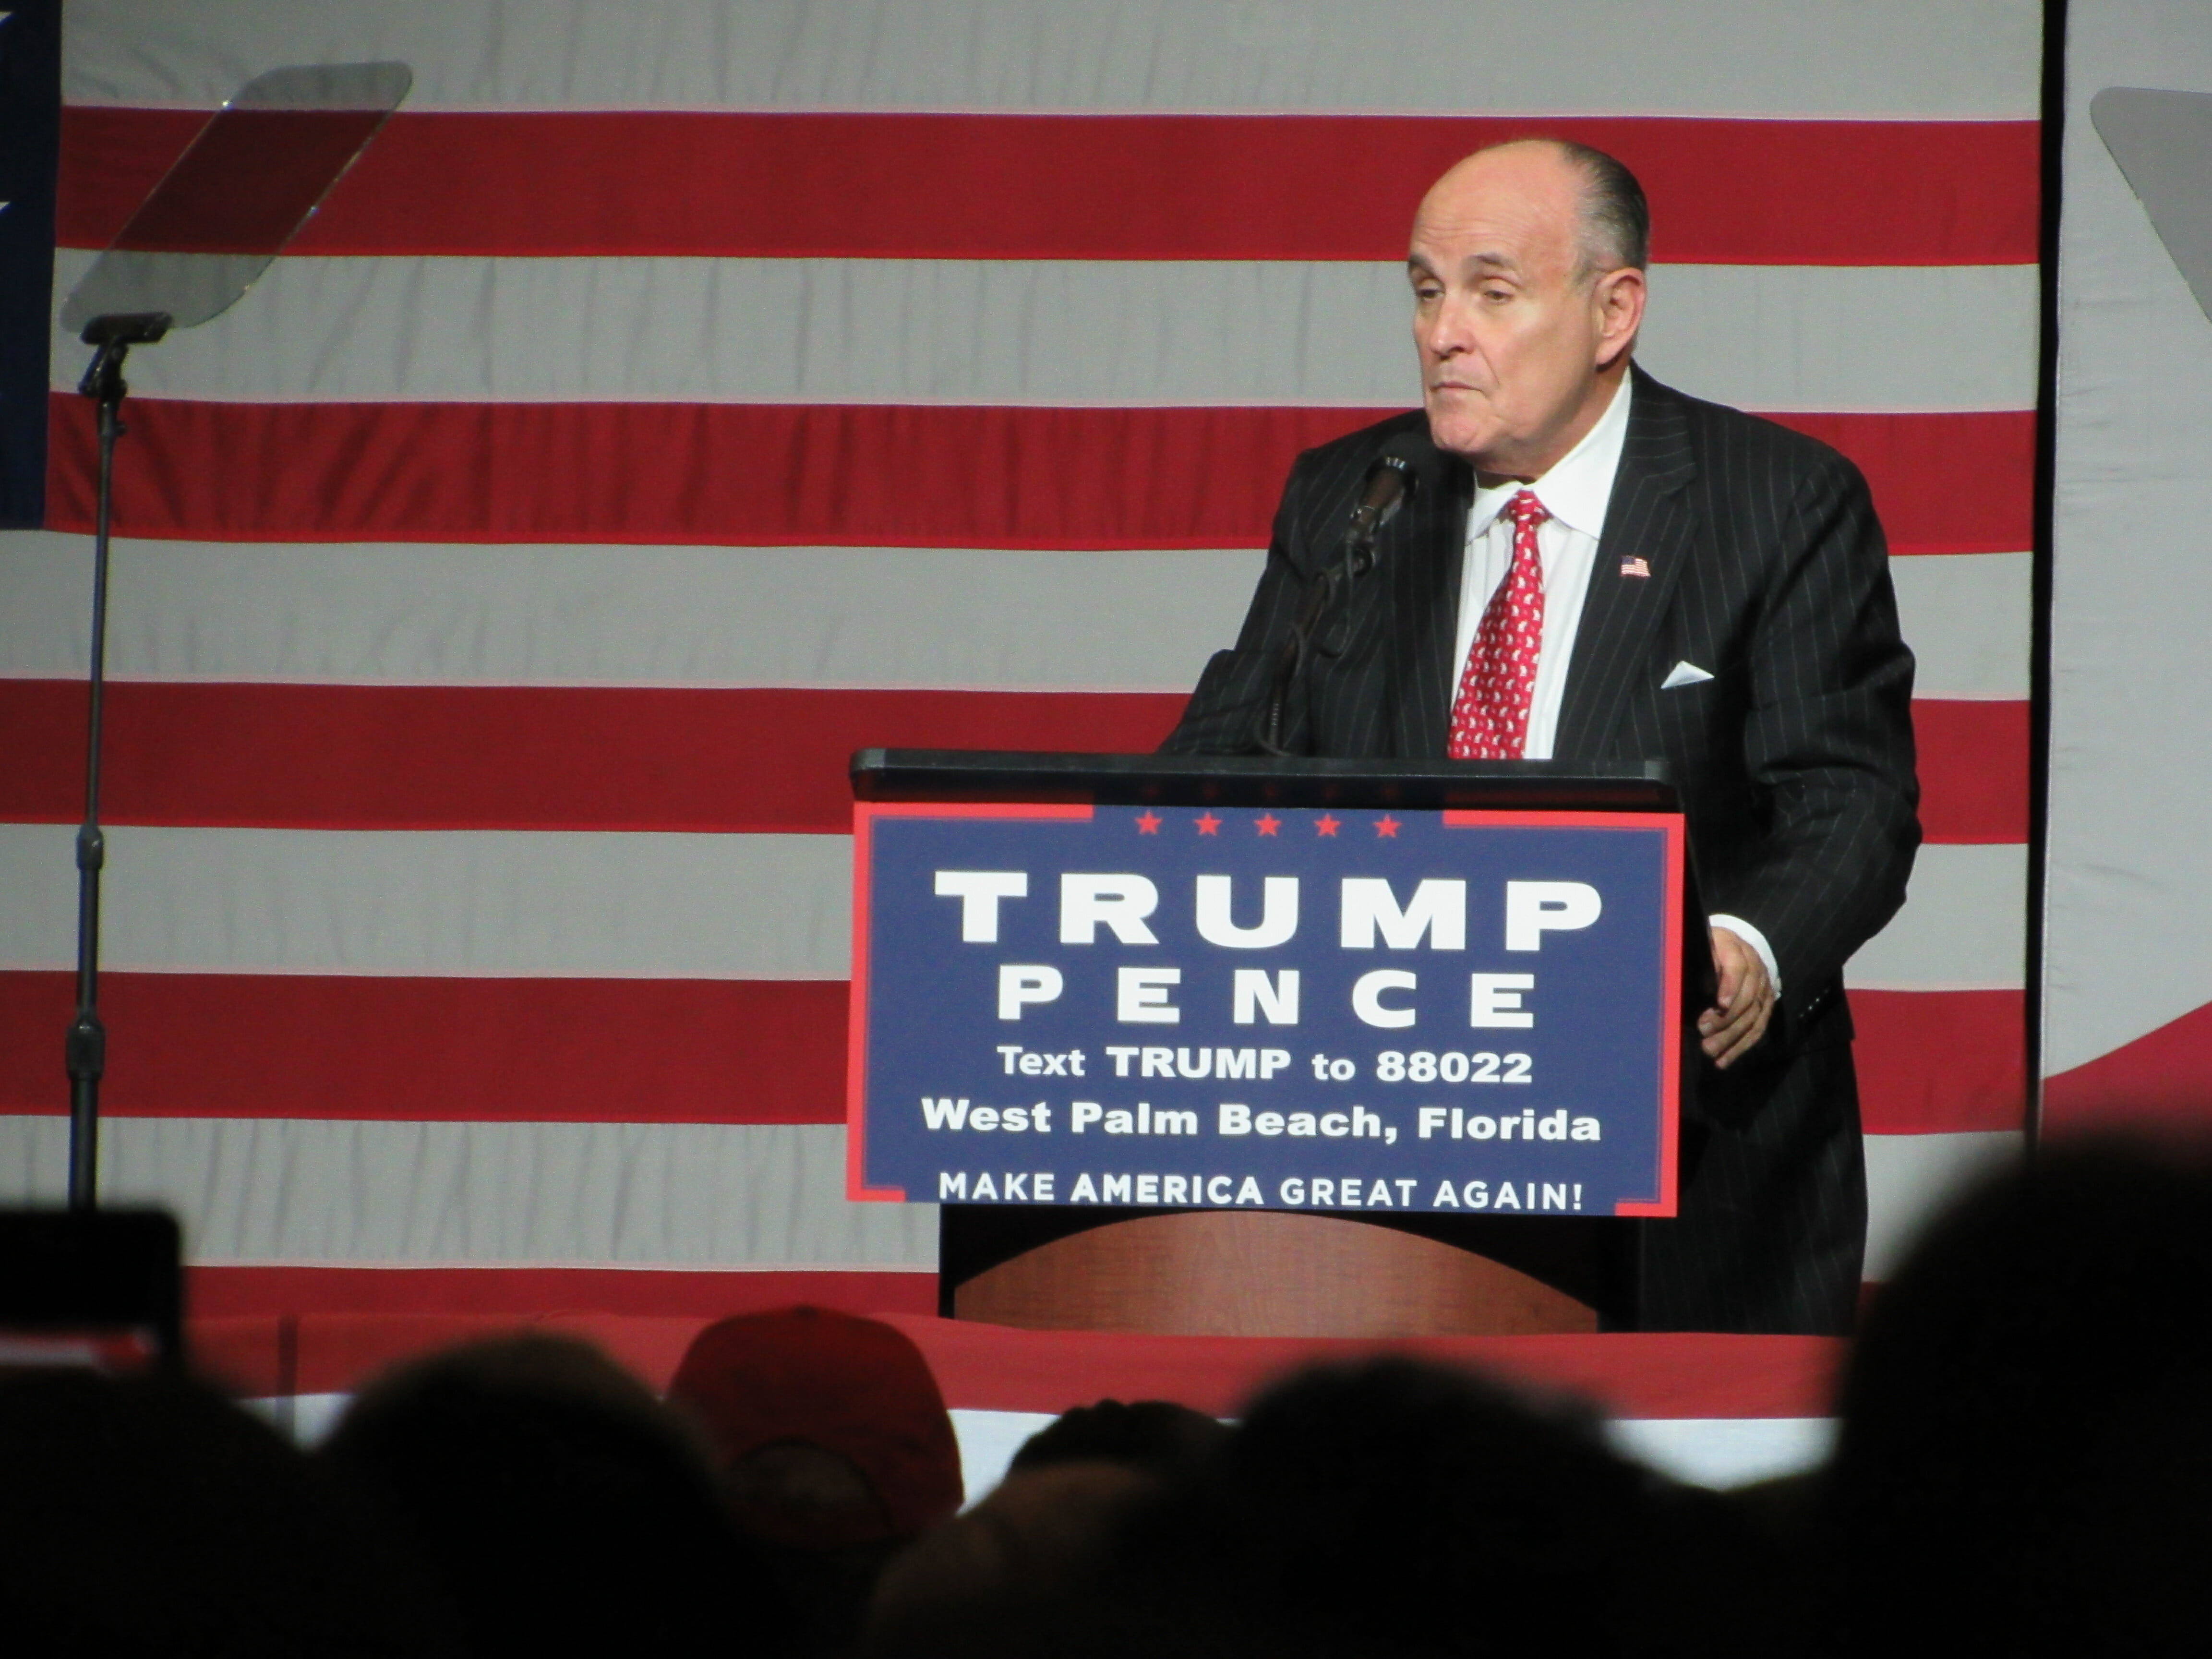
[1452, 372, 1632, 762]
[1448, 374, 1779, 992]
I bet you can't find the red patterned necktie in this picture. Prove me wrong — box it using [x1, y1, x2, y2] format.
[1447, 489, 1549, 760]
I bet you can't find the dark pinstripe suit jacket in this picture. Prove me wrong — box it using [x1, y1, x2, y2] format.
[1163, 367, 1922, 1045]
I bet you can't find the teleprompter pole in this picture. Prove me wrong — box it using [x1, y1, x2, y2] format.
[66, 312, 170, 1210]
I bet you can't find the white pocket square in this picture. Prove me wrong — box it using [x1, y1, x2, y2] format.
[1661, 661, 1714, 690]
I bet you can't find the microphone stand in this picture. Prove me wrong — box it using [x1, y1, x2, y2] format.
[1255, 456, 1418, 756]
[1255, 540, 1368, 756]
[66, 312, 170, 1210]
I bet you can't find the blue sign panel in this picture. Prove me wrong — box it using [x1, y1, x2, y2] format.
[849, 803, 1682, 1217]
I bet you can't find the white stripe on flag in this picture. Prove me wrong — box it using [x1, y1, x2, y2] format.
[0, 1116, 938, 1268]
[2, 536, 2026, 697]
[1890, 552, 2031, 700]
[1862, 1128, 2022, 1279]
[1846, 843, 2027, 991]
[957, 1411, 1844, 1497]
[268, 1398, 1836, 1487]
[50, 253, 2040, 417]
[59, 0, 2042, 117]
[0, 1113, 2006, 1286]
[1600, 1415, 1838, 1489]
[3, 825, 2022, 986]
[0, 533, 1263, 693]
[0, 824, 853, 980]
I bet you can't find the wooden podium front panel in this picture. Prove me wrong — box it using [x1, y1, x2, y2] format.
[950, 1211, 1598, 1337]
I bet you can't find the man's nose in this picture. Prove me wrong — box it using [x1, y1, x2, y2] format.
[1419, 292, 1473, 359]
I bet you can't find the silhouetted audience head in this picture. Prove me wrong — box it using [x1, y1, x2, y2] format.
[668, 1306, 963, 1655]
[863, 1461, 1152, 1659]
[1819, 1140, 2212, 1658]
[43, 1146, 2212, 1659]
[1091, 1355, 1777, 1659]
[319, 1332, 772, 1659]
[0, 1366, 449, 1657]
[1007, 1397, 1227, 1479]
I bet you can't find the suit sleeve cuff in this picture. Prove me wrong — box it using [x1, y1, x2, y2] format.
[1707, 915, 1782, 997]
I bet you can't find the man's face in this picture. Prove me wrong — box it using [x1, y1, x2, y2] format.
[1408, 144, 1642, 479]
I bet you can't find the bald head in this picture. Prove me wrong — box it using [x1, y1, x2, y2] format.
[1422, 139, 1649, 286]
[1406, 140, 1648, 477]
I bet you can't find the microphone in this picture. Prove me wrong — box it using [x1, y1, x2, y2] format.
[1341, 436, 1424, 574]
[1255, 433, 1428, 753]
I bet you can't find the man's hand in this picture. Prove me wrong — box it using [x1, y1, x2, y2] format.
[1700, 926, 1775, 1069]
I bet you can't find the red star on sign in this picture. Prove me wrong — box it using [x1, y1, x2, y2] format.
[1314, 814, 1341, 837]
[1195, 812, 1222, 835]
[1135, 811, 1162, 834]
[1374, 815, 1401, 838]
[1255, 814, 1281, 836]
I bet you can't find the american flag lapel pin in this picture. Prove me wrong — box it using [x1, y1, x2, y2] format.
[1620, 555, 1651, 578]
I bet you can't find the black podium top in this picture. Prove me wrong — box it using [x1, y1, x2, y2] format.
[852, 749, 1680, 815]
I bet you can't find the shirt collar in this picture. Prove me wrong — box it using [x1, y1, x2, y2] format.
[1468, 372, 1635, 541]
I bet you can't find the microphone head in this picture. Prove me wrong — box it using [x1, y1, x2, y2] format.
[1360, 432, 1428, 530]
[1335, 431, 1429, 582]
[1374, 430, 1431, 478]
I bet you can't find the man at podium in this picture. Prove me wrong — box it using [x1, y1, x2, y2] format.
[1164, 140, 1920, 1334]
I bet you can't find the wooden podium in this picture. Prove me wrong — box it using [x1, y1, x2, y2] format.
[952, 1212, 1601, 1336]
[853, 751, 1706, 1338]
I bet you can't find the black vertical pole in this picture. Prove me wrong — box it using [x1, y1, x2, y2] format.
[64, 315, 169, 1209]
[2022, 0, 2068, 1156]
[65, 376, 122, 1209]
[0, 1, 63, 532]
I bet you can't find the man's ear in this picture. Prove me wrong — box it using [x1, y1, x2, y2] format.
[1592, 267, 1646, 369]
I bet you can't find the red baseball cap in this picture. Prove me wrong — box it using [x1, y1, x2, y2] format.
[667, 1307, 963, 1547]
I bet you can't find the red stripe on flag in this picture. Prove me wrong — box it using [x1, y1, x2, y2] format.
[0, 682, 1188, 833]
[44, 397, 2033, 557]
[2042, 998, 2212, 1136]
[2, 680, 2008, 843]
[1911, 698, 2031, 844]
[881, 1316, 1840, 1419]
[110, 110, 390, 256]
[189, 1303, 1835, 1419]
[187, 1266, 934, 1325]
[1851, 988, 2024, 1134]
[1765, 411, 2035, 561]
[0, 972, 849, 1124]
[44, 397, 1370, 550]
[190, 1276, 939, 1395]
[59, 108, 2039, 265]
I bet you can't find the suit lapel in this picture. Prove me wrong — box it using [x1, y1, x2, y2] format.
[1552, 370, 1698, 760]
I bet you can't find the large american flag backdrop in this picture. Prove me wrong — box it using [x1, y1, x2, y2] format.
[1, 0, 2037, 1332]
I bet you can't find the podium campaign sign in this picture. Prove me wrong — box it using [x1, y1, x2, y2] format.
[848, 803, 1682, 1217]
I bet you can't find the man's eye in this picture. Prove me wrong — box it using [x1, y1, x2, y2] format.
[1482, 286, 1514, 302]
